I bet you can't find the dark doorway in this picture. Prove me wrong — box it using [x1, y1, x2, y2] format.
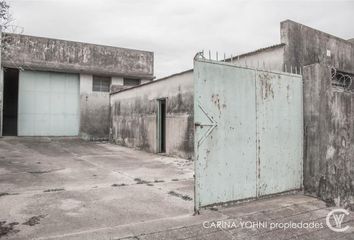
[158, 99, 166, 153]
[3, 68, 19, 136]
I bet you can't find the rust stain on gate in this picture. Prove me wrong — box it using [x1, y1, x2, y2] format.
[194, 54, 303, 211]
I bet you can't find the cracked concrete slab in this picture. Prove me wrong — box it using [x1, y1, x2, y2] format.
[0, 137, 196, 239]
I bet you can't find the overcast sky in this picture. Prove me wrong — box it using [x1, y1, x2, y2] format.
[6, 0, 354, 78]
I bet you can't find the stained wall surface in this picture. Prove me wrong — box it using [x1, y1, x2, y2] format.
[229, 44, 285, 72]
[0, 33, 154, 138]
[281, 20, 354, 72]
[1, 33, 154, 79]
[304, 63, 354, 208]
[282, 21, 354, 207]
[110, 70, 193, 159]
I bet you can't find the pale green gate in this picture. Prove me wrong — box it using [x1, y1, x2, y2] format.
[194, 56, 303, 211]
[18, 70, 80, 136]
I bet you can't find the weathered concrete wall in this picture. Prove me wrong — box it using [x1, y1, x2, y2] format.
[0, 69, 2, 136]
[0, 29, 3, 136]
[281, 20, 354, 208]
[79, 74, 124, 140]
[0, 32, 153, 138]
[110, 70, 194, 159]
[1, 33, 154, 79]
[227, 20, 354, 73]
[281, 20, 354, 71]
[229, 44, 285, 72]
[303, 63, 354, 208]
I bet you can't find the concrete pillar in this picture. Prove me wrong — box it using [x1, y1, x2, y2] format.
[79, 73, 111, 140]
[79, 74, 93, 139]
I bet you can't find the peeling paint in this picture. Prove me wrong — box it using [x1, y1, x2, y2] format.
[325, 146, 336, 160]
[258, 72, 274, 100]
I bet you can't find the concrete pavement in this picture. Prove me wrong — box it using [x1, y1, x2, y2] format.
[0, 137, 199, 239]
[0, 138, 353, 239]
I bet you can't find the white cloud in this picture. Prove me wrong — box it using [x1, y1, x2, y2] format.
[7, 0, 354, 78]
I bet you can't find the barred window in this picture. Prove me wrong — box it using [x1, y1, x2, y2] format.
[331, 67, 353, 90]
[93, 76, 111, 92]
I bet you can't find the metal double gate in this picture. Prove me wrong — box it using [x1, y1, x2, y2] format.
[194, 57, 303, 211]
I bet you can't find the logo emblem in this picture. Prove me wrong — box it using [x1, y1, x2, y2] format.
[326, 209, 350, 232]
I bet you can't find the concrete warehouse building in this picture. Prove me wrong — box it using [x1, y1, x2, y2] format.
[110, 69, 194, 159]
[110, 20, 354, 158]
[110, 19, 354, 208]
[0, 33, 154, 139]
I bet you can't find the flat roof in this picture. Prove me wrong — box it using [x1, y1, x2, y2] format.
[2, 32, 154, 78]
[2, 32, 153, 54]
[111, 69, 192, 95]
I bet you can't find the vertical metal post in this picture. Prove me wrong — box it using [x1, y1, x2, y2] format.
[156, 100, 161, 153]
